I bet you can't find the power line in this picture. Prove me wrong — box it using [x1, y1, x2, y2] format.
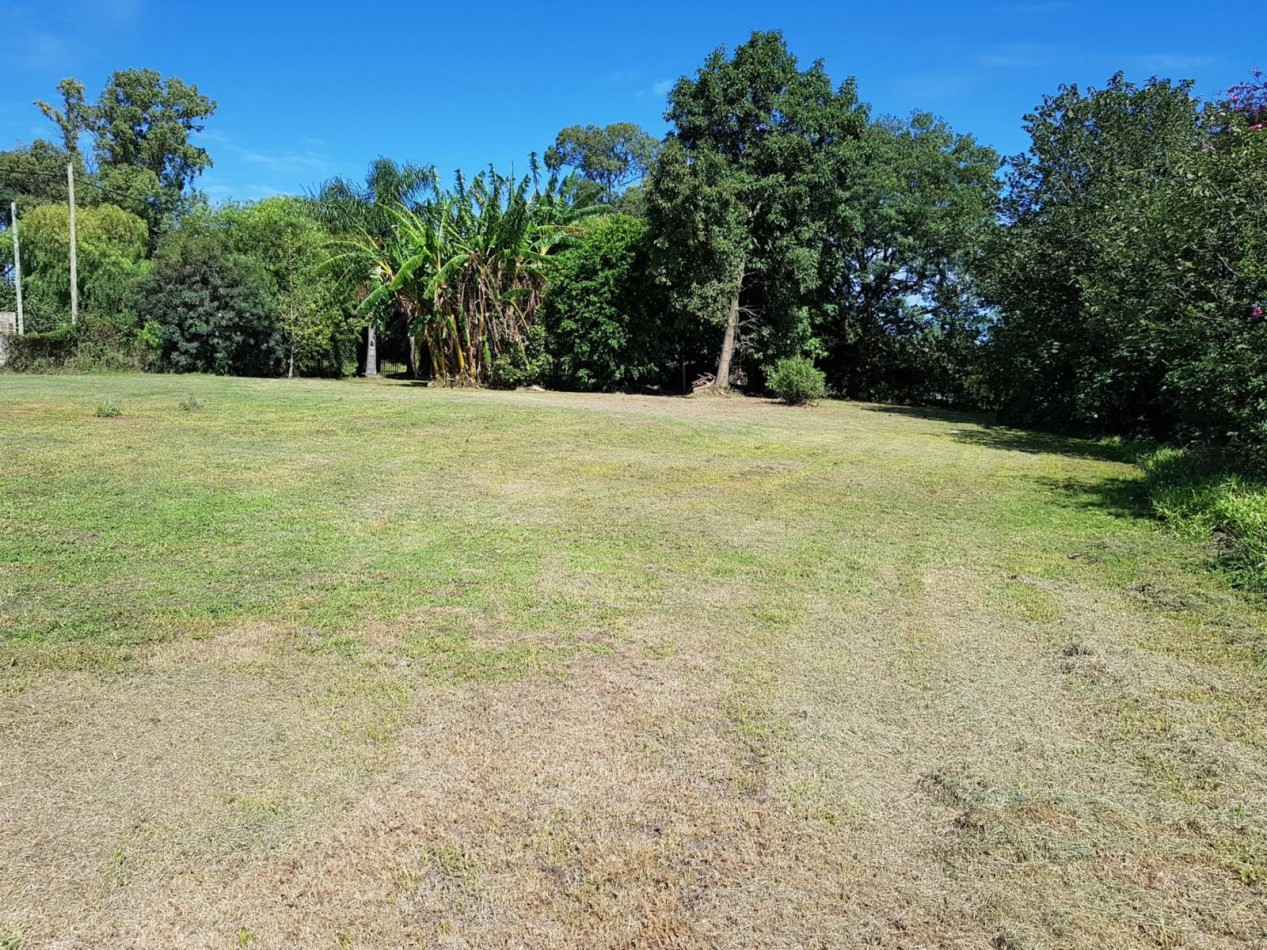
[5, 162, 175, 208]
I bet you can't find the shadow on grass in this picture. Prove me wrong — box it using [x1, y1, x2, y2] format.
[1034, 474, 1151, 520]
[861, 404, 1146, 464]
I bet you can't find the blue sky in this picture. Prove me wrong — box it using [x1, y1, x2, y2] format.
[1, 0, 1257, 201]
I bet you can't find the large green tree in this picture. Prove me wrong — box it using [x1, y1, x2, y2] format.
[815, 112, 1000, 404]
[982, 74, 1267, 441]
[89, 69, 216, 232]
[646, 31, 867, 390]
[91, 69, 216, 194]
[15, 202, 149, 318]
[545, 123, 658, 205]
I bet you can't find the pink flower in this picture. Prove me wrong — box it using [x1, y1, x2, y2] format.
[1250, 123, 1265, 131]
[1255, 306, 1265, 317]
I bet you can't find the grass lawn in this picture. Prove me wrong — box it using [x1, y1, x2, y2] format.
[2, 373, 1266, 948]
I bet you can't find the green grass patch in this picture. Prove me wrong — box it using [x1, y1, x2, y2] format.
[1143, 446, 1267, 593]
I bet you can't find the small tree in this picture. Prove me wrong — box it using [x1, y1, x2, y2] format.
[219, 197, 356, 377]
[134, 228, 282, 376]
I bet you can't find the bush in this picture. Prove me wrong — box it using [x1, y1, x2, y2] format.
[1143, 447, 1267, 592]
[767, 356, 827, 405]
[541, 215, 670, 392]
[2, 326, 78, 371]
[488, 324, 551, 390]
[134, 230, 283, 376]
[0, 313, 151, 373]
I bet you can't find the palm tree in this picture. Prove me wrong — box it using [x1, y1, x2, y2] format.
[315, 158, 434, 376]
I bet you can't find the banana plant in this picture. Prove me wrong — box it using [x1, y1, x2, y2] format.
[319, 160, 594, 384]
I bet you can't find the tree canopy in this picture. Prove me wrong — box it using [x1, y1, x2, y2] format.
[981, 73, 1267, 444]
[545, 123, 658, 204]
[648, 30, 869, 389]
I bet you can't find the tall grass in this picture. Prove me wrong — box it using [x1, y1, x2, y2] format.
[1143, 447, 1267, 593]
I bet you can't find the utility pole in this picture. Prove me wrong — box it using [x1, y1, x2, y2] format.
[9, 202, 22, 335]
[67, 163, 78, 325]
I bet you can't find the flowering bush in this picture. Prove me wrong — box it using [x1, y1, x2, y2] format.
[1226, 68, 1267, 127]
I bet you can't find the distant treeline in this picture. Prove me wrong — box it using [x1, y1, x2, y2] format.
[2, 41, 1265, 452]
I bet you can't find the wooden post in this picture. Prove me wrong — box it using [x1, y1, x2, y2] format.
[67, 163, 78, 325]
[10, 202, 22, 335]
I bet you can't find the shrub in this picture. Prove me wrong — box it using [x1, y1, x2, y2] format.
[133, 229, 283, 376]
[767, 356, 827, 405]
[94, 400, 121, 418]
[2, 327, 78, 372]
[0, 313, 151, 373]
[1143, 447, 1267, 592]
[488, 325, 552, 390]
[541, 215, 670, 392]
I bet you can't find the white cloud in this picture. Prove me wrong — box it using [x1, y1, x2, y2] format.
[896, 75, 977, 101]
[1000, 2, 1073, 13]
[15, 31, 73, 70]
[76, 0, 141, 23]
[977, 43, 1060, 69]
[239, 150, 334, 174]
[1124, 53, 1218, 74]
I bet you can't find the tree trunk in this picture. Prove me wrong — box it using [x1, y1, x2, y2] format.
[365, 325, 378, 378]
[407, 334, 419, 379]
[714, 259, 745, 391]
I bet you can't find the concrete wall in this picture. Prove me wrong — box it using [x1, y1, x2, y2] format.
[0, 312, 15, 366]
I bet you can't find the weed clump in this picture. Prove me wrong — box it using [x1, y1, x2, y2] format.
[94, 400, 121, 418]
[179, 394, 205, 412]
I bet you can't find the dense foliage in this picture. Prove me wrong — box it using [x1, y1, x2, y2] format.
[767, 356, 826, 405]
[18, 202, 149, 319]
[982, 74, 1267, 445]
[133, 229, 283, 375]
[322, 165, 586, 385]
[217, 197, 357, 377]
[541, 215, 669, 391]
